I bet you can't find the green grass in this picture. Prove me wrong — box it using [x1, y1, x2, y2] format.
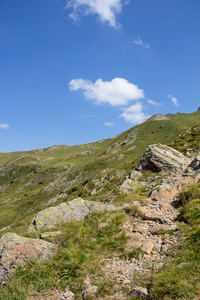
[0, 210, 129, 299]
[1, 111, 200, 235]
[2, 111, 200, 298]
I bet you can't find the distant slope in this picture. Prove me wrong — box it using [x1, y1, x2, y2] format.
[146, 113, 169, 121]
[1, 111, 200, 235]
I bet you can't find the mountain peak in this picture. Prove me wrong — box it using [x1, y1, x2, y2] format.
[146, 113, 168, 122]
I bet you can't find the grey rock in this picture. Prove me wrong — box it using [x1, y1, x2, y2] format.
[166, 224, 177, 231]
[98, 222, 108, 229]
[130, 170, 142, 180]
[0, 265, 8, 284]
[0, 233, 57, 283]
[82, 285, 98, 299]
[131, 286, 148, 299]
[60, 288, 75, 299]
[28, 198, 121, 233]
[136, 144, 191, 173]
[189, 153, 200, 170]
[177, 262, 189, 268]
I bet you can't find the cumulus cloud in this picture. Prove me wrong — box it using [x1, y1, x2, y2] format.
[168, 94, 178, 106]
[0, 123, 10, 130]
[147, 98, 162, 106]
[134, 37, 149, 49]
[120, 103, 151, 124]
[104, 121, 115, 126]
[66, 0, 124, 27]
[69, 77, 144, 106]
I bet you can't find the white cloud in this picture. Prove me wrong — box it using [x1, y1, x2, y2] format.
[0, 123, 10, 130]
[66, 0, 124, 27]
[120, 103, 151, 124]
[168, 94, 178, 106]
[147, 98, 162, 106]
[69, 77, 144, 106]
[134, 37, 149, 49]
[104, 121, 115, 126]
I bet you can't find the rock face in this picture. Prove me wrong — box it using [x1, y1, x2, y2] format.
[0, 233, 57, 283]
[28, 198, 119, 233]
[136, 144, 191, 173]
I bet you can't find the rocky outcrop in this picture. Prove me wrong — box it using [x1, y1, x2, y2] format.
[0, 233, 57, 283]
[28, 198, 120, 233]
[136, 144, 191, 173]
[150, 174, 195, 201]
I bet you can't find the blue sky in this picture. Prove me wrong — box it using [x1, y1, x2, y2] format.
[0, 0, 200, 152]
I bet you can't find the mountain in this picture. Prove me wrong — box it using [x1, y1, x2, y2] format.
[1, 111, 200, 235]
[1, 111, 200, 299]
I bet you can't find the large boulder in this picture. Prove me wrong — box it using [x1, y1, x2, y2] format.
[0, 233, 57, 283]
[136, 144, 191, 173]
[28, 198, 119, 233]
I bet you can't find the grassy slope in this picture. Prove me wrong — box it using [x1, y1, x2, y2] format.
[1, 111, 200, 235]
[1, 111, 200, 299]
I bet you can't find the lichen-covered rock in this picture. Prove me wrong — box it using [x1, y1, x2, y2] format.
[136, 144, 191, 173]
[0, 233, 57, 283]
[120, 179, 146, 192]
[28, 198, 120, 233]
[130, 170, 143, 180]
[41, 231, 62, 240]
[28, 198, 90, 233]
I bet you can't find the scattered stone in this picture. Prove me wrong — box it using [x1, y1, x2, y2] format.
[41, 231, 62, 239]
[166, 224, 177, 231]
[60, 287, 75, 300]
[82, 285, 98, 299]
[91, 189, 97, 195]
[152, 237, 162, 252]
[153, 261, 164, 270]
[133, 225, 150, 234]
[0, 233, 57, 283]
[177, 262, 189, 268]
[189, 153, 200, 170]
[123, 279, 131, 284]
[131, 286, 148, 299]
[142, 240, 155, 254]
[98, 222, 108, 229]
[120, 179, 146, 192]
[130, 170, 143, 180]
[83, 275, 91, 286]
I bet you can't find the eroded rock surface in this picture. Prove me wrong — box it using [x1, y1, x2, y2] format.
[0, 233, 57, 283]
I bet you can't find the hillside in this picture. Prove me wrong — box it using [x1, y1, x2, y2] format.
[1, 111, 200, 299]
[1, 111, 200, 236]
